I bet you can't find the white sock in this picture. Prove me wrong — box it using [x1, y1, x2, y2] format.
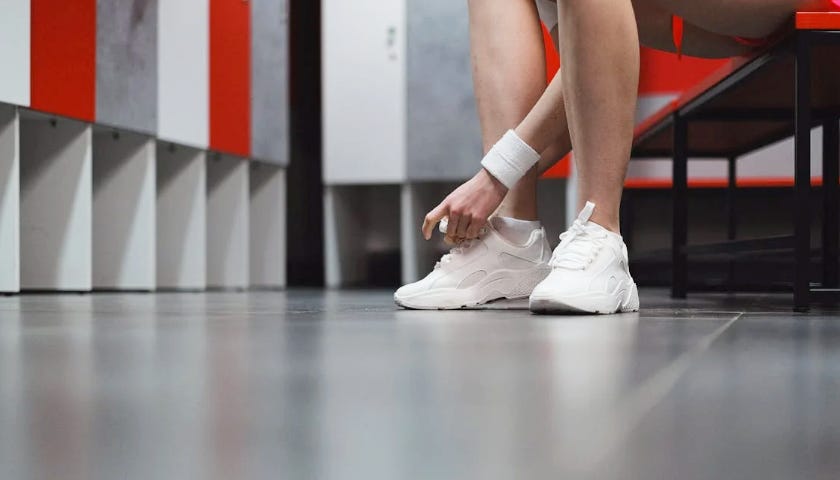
[491, 216, 542, 245]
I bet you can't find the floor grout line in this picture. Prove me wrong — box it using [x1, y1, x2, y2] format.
[578, 312, 744, 474]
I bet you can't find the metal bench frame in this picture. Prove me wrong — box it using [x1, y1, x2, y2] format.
[632, 27, 840, 311]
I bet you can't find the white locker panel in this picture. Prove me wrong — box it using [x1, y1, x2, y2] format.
[0, 0, 30, 106]
[323, 0, 406, 184]
[157, 144, 207, 289]
[20, 115, 92, 291]
[250, 163, 286, 288]
[0, 106, 19, 292]
[93, 131, 157, 290]
[158, 0, 209, 149]
[206, 155, 249, 289]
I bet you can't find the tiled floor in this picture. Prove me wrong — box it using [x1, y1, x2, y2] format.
[0, 289, 838, 479]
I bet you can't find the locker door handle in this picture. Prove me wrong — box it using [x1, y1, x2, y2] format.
[386, 26, 398, 61]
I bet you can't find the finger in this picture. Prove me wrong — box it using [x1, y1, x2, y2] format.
[445, 213, 461, 244]
[465, 217, 485, 239]
[422, 203, 448, 240]
[455, 214, 470, 238]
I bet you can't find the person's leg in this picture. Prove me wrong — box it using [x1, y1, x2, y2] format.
[633, 0, 754, 57]
[553, 0, 639, 233]
[467, 0, 571, 222]
[653, 0, 824, 39]
[511, 0, 768, 235]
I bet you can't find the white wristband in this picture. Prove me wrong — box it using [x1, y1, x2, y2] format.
[480, 130, 540, 189]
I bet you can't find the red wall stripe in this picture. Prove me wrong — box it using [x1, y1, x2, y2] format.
[30, 0, 96, 121]
[210, 0, 252, 157]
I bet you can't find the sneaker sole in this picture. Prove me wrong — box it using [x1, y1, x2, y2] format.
[529, 282, 640, 315]
[395, 296, 530, 311]
[395, 267, 550, 310]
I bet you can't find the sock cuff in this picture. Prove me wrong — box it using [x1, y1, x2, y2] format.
[480, 130, 541, 189]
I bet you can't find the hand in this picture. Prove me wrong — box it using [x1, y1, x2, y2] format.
[422, 168, 508, 244]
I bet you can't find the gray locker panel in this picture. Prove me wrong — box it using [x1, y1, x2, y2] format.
[251, 0, 290, 166]
[96, 0, 158, 134]
[406, 0, 482, 182]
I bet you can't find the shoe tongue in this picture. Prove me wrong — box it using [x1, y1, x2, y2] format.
[577, 201, 596, 224]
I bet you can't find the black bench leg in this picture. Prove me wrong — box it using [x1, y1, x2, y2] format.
[822, 118, 839, 288]
[726, 156, 738, 291]
[672, 116, 688, 299]
[794, 33, 812, 312]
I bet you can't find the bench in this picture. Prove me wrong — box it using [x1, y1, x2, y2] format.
[631, 11, 840, 311]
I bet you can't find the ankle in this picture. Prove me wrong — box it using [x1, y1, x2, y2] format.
[587, 211, 620, 234]
[496, 205, 539, 221]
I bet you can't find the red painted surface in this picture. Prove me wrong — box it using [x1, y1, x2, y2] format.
[540, 23, 571, 180]
[210, 0, 252, 157]
[30, 0, 96, 121]
[796, 11, 840, 29]
[625, 177, 831, 189]
[638, 47, 727, 95]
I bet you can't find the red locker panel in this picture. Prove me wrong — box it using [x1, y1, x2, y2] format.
[210, 0, 252, 157]
[30, 0, 96, 121]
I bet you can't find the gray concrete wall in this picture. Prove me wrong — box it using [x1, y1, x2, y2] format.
[97, 0, 158, 134]
[251, 0, 290, 166]
[406, 0, 482, 181]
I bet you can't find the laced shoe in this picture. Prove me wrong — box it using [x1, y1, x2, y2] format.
[394, 217, 552, 310]
[529, 202, 640, 314]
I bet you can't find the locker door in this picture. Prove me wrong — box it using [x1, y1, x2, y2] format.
[0, 0, 29, 106]
[210, 0, 251, 157]
[405, 0, 481, 182]
[31, 0, 96, 121]
[158, 0, 209, 149]
[251, 0, 289, 166]
[323, 0, 406, 184]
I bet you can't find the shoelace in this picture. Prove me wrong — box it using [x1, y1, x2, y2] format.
[434, 233, 487, 270]
[549, 219, 608, 270]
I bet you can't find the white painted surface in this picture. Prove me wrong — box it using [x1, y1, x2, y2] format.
[93, 131, 156, 290]
[400, 184, 418, 284]
[0, 106, 19, 292]
[323, 0, 406, 184]
[206, 155, 249, 289]
[0, 0, 30, 106]
[157, 144, 206, 289]
[158, 0, 209, 148]
[324, 186, 366, 287]
[250, 163, 286, 288]
[324, 186, 340, 288]
[20, 116, 92, 291]
[399, 182, 461, 284]
[626, 128, 824, 183]
[324, 185, 402, 286]
[631, 95, 824, 184]
[565, 158, 578, 229]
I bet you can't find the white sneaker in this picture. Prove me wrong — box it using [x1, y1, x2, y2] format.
[529, 202, 640, 314]
[394, 218, 552, 310]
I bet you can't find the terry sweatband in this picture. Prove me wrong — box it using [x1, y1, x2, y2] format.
[480, 130, 541, 189]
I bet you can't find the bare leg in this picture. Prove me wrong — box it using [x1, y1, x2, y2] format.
[556, 0, 639, 232]
[467, 0, 571, 222]
[511, 0, 767, 233]
[653, 0, 825, 38]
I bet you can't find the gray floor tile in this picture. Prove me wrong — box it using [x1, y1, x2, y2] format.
[0, 289, 835, 479]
